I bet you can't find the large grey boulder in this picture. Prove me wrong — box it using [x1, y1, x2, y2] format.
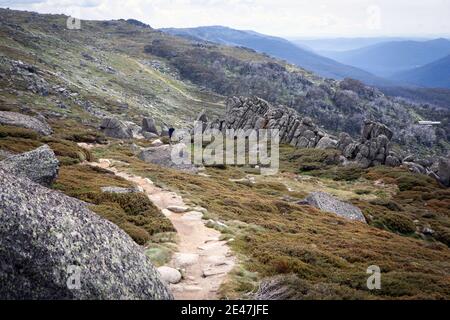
[0, 169, 173, 300]
[100, 118, 133, 139]
[315, 136, 337, 150]
[302, 192, 366, 223]
[139, 144, 199, 173]
[0, 145, 59, 187]
[142, 117, 159, 135]
[123, 121, 143, 139]
[0, 111, 52, 135]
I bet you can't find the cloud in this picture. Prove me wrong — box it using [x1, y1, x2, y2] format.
[0, 0, 449, 37]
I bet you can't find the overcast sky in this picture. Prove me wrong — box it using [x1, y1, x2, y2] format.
[1, 0, 449, 38]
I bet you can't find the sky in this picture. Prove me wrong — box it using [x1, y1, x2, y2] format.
[1, 0, 449, 38]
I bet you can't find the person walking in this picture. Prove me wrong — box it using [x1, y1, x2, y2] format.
[168, 127, 175, 144]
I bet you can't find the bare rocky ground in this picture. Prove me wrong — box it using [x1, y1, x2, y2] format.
[90, 158, 235, 300]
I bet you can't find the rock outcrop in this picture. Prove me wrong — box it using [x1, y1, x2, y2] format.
[100, 118, 133, 139]
[0, 169, 173, 300]
[301, 192, 367, 223]
[0, 111, 52, 135]
[0, 145, 59, 187]
[207, 96, 329, 148]
[208, 96, 393, 168]
[337, 120, 393, 168]
[142, 117, 159, 135]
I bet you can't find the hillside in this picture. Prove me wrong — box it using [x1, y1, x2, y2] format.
[323, 38, 450, 77]
[161, 26, 390, 86]
[390, 55, 450, 89]
[1, 9, 450, 300]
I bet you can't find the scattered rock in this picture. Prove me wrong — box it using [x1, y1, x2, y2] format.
[403, 161, 426, 175]
[143, 132, 159, 139]
[124, 121, 143, 139]
[315, 136, 337, 149]
[101, 186, 143, 193]
[173, 253, 199, 268]
[0, 145, 59, 187]
[302, 192, 367, 223]
[151, 139, 164, 147]
[138, 144, 199, 173]
[142, 117, 159, 135]
[167, 205, 189, 213]
[157, 266, 182, 284]
[202, 269, 226, 278]
[160, 125, 170, 137]
[0, 111, 52, 135]
[130, 143, 141, 155]
[0, 169, 172, 300]
[100, 118, 133, 139]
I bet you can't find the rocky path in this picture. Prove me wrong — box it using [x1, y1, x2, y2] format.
[90, 158, 235, 300]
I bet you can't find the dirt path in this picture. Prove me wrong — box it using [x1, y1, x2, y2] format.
[90, 158, 235, 300]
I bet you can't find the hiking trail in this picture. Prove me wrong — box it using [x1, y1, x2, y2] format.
[89, 158, 235, 300]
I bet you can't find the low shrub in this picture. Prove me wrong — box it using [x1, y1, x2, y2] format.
[379, 213, 416, 234]
[55, 165, 174, 245]
[308, 166, 366, 181]
[0, 125, 39, 139]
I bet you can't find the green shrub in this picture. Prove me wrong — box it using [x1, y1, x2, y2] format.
[308, 166, 365, 181]
[0, 125, 39, 139]
[379, 213, 416, 234]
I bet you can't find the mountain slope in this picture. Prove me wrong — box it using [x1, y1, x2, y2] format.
[161, 26, 390, 86]
[0, 9, 448, 156]
[323, 38, 450, 77]
[390, 55, 450, 88]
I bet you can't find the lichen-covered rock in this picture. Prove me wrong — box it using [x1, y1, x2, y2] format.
[0, 169, 173, 300]
[209, 96, 325, 148]
[302, 192, 367, 223]
[315, 136, 337, 150]
[138, 144, 199, 173]
[0, 111, 52, 135]
[100, 118, 133, 139]
[0, 145, 59, 187]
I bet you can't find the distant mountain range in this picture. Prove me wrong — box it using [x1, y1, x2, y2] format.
[161, 26, 391, 86]
[162, 26, 450, 92]
[390, 54, 450, 88]
[289, 37, 429, 52]
[321, 38, 450, 78]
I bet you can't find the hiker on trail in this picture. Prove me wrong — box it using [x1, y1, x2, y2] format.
[168, 127, 175, 144]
